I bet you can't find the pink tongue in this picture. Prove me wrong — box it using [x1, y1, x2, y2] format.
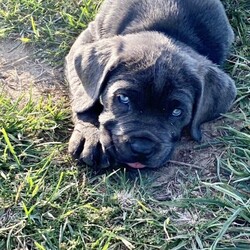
[127, 162, 146, 169]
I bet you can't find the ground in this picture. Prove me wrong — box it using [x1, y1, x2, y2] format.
[0, 39, 66, 100]
[0, 0, 249, 248]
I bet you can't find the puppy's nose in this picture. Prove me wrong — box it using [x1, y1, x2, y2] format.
[130, 137, 155, 155]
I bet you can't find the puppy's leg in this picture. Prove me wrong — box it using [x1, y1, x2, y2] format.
[67, 24, 110, 168]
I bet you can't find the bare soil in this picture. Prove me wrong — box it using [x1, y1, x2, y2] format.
[0, 39, 66, 100]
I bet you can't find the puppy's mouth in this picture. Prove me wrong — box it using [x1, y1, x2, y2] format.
[109, 138, 174, 169]
[126, 162, 146, 169]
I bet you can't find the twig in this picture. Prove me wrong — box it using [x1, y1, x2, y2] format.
[168, 160, 203, 170]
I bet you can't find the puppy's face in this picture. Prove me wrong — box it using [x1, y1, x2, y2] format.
[98, 62, 196, 168]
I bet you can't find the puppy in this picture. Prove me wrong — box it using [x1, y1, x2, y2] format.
[65, 0, 236, 169]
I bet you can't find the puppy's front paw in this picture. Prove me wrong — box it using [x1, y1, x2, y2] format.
[68, 123, 101, 166]
[68, 123, 108, 167]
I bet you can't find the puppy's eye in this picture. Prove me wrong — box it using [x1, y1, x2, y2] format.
[172, 108, 182, 117]
[117, 94, 130, 104]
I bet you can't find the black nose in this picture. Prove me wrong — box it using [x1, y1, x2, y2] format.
[130, 137, 155, 156]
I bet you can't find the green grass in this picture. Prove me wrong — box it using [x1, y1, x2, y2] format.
[0, 0, 102, 65]
[0, 0, 250, 249]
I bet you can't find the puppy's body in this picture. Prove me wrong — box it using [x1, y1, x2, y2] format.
[66, 0, 236, 168]
[88, 0, 233, 64]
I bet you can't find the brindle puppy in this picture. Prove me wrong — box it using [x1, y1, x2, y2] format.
[65, 0, 236, 169]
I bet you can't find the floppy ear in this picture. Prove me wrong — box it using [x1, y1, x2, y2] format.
[65, 38, 120, 113]
[191, 65, 236, 141]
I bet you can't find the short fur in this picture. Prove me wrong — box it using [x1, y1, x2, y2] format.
[65, 0, 236, 168]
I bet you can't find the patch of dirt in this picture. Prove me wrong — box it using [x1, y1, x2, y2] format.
[0, 39, 67, 100]
[149, 126, 222, 198]
[144, 116, 243, 200]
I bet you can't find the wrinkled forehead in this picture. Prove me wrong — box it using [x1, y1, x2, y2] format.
[106, 71, 195, 106]
[107, 51, 198, 96]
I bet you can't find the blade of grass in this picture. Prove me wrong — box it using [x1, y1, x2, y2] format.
[211, 207, 243, 250]
[1, 128, 21, 166]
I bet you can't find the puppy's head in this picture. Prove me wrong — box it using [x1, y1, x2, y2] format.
[66, 32, 236, 168]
